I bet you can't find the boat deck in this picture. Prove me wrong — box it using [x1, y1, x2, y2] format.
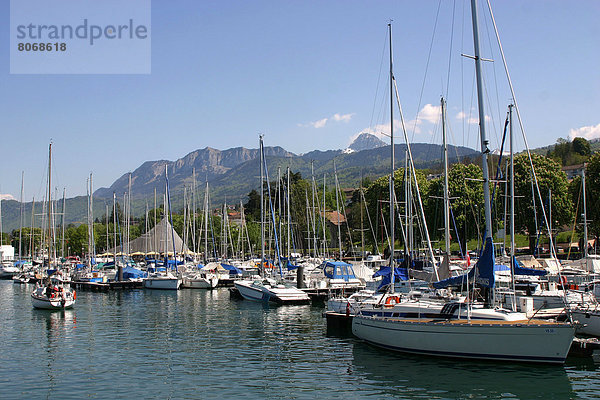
[377, 316, 569, 326]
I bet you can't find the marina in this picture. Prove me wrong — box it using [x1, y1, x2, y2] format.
[2, 0, 600, 398]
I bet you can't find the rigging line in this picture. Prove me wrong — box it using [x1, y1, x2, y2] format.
[361, 188, 380, 255]
[410, 0, 443, 143]
[368, 27, 390, 135]
[485, 0, 563, 268]
[481, 0, 504, 140]
[566, 179, 582, 261]
[445, 0, 457, 101]
[460, 0, 466, 147]
[393, 76, 439, 279]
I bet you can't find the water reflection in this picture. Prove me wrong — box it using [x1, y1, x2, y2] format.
[351, 343, 574, 399]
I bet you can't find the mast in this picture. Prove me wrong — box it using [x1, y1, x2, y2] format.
[30, 198, 35, 259]
[145, 201, 149, 254]
[154, 188, 157, 257]
[389, 23, 395, 292]
[582, 165, 588, 259]
[19, 171, 24, 262]
[310, 161, 318, 258]
[441, 97, 451, 260]
[62, 187, 66, 260]
[47, 143, 53, 269]
[322, 174, 327, 258]
[471, 0, 493, 241]
[192, 168, 197, 259]
[126, 172, 132, 257]
[334, 162, 343, 260]
[509, 104, 517, 311]
[287, 166, 291, 259]
[204, 181, 209, 263]
[260, 135, 265, 277]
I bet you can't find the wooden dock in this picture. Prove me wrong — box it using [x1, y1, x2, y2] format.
[70, 280, 143, 292]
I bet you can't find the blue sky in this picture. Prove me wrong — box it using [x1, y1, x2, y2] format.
[1, 0, 599, 201]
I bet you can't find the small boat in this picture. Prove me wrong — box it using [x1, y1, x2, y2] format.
[144, 271, 181, 290]
[31, 277, 76, 310]
[234, 277, 310, 305]
[0, 262, 20, 279]
[182, 269, 219, 289]
[572, 303, 600, 337]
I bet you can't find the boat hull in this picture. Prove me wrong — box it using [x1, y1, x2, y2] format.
[144, 278, 181, 290]
[352, 315, 574, 364]
[572, 308, 600, 337]
[234, 280, 268, 302]
[31, 293, 75, 310]
[234, 280, 310, 304]
[182, 276, 218, 289]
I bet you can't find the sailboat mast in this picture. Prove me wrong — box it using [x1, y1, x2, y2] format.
[509, 104, 517, 310]
[62, 187, 66, 260]
[441, 97, 451, 259]
[47, 143, 53, 268]
[287, 166, 291, 259]
[334, 162, 342, 259]
[389, 23, 395, 292]
[260, 135, 265, 277]
[113, 192, 117, 268]
[19, 171, 24, 261]
[582, 165, 588, 259]
[471, 0, 493, 240]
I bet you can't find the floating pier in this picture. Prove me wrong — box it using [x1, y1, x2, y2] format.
[70, 280, 143, 292]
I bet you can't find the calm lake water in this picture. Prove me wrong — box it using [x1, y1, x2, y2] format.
[1, 280, 599, 399]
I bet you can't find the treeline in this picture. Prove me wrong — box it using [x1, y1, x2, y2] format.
[6, 142, 600, 258]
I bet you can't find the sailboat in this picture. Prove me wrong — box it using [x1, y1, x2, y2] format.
[234, 136, 310, 304]
[31, 143, 76, 310]
[351, 6, 574, 364]
[143, 166, 181, 290]
[569, 166, 600, 336]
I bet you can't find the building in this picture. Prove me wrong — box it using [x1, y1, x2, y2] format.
[562, 164, 585, 180]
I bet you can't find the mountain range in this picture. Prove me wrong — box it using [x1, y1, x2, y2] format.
[0, 134, 478, 232]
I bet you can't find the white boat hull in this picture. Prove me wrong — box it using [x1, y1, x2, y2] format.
[234, 280, 310, 304]
[352, 315, 574, 364]
[144, 277, 181, 290]
[182, 276, 219, 289]
[31, 289, 75, 310]
[572, 308, 600, 337]
[234, 280, 268, 302]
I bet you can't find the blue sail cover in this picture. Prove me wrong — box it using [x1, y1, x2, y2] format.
[513, 256, 547, 276]
[323, 261, 357, 281]
[433, 237, 495, 289]
[373, 265, 409, 290]
[115, 266, 147, 280]
[221, 263, 243, 275]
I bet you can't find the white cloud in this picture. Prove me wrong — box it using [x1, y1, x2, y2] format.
[332, 113, 354, 123]
[300, 112, 354, 129]
[311, 118, 328, 129]
[569, 123, 600, 140]
[418, 104, 441, 124]
[456, 110, 490, 124]
[0, 194, 16, 201]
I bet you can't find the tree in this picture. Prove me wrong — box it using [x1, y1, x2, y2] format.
[513, 153, 573, 252]
[572, 137, 591, 157]
[425, 163, 484, 252]
[584, 153, 600, 247]
[363, 167, 430, 253]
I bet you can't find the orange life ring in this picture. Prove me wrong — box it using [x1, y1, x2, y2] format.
[385, 296, 400, 307]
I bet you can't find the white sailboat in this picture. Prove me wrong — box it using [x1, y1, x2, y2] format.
[144, 166, 182, 290]
[31, 143, 76, 310]
[234, 136, 310, 305]
[352, 8, 575, 364]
